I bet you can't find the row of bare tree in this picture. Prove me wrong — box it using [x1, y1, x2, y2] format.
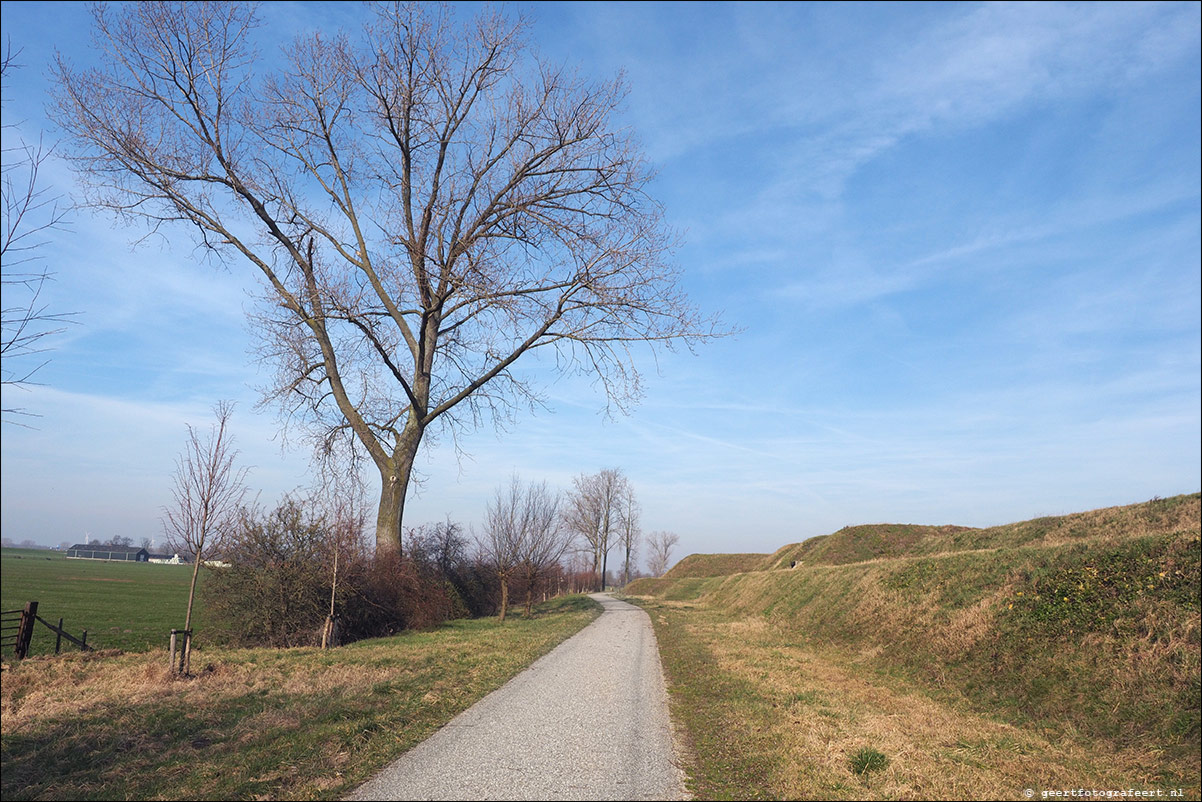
[480, 470, 682, 621]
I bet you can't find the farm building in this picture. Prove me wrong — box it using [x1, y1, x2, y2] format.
[148, 552, 189, 564]
[65, 544, 150, 562]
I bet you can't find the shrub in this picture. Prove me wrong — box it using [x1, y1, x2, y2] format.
[202, 501, 496, 648]
[202, 500, 337, 647]
[406, 521, 499, 618]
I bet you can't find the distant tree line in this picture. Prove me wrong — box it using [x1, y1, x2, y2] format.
[186, 462, 679, 650]
[162, 402, 680, 654]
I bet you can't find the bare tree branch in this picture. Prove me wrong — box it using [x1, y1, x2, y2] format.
[646, 530, 680, 577]
[2, 43, 75, 421]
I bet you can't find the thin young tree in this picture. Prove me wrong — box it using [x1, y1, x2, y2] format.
[617, 483, 640, 586]
[517, 482, 568, 617]
[646, 530, 680, 577]
[163, 400, 248, 673]
[53, 2, 721, 554]
[479, 475, 528, 623]
[316, 487, 368, 649]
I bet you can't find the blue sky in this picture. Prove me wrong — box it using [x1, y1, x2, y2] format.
[1, 1, 1198, 566]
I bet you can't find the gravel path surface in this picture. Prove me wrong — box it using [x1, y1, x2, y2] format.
[347, 593, 687, 801]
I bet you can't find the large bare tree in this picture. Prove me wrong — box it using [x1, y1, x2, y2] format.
[52, 2, 718, 553]
[163, 400, 248, 673]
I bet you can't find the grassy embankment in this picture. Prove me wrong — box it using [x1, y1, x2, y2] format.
[627, 493, 1201, 800]
[1, 595, 601, 801]
[1, 548, 198, 656]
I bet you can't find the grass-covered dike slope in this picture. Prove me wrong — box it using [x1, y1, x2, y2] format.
[627, 493, 1200, 800]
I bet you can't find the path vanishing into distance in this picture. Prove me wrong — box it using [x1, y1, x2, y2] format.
[348, 594, 687, 801]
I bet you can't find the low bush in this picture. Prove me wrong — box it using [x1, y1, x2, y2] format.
[202, 500, 335, 647]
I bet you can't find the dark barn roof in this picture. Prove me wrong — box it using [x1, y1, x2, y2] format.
[66, 544, 150, 561]
[67, 544, 145, 553]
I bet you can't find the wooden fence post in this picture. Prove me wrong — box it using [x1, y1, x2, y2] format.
[172, 629, 192, 675]
[321, 615, 340, 649]
[15, 601, 38, 660]
[169, 629, 190, 674]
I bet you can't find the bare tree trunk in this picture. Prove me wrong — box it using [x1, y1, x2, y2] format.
[373, 418, 423, 554]
[375, 470, 407, 556]
[498, 577, 510, 623]
[323, 544, 339, 650]
[181, 555, 201, 674]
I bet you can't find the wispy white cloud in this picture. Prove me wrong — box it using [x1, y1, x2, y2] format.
[771, 174, 1200, 312]
[779, 2, 1200, 196]
[0, 386, 310, 544]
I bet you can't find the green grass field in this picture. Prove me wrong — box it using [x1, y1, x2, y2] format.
[1, 548, 199, 657]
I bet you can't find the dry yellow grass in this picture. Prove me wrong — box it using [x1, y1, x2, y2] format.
[1, 650, 411, 736]
[723, 621, 1181, 798]
[650, 601, 1198, 800]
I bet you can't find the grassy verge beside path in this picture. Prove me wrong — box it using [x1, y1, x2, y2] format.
[638, 598, 1200, 801]
[1, 595, 601, 801]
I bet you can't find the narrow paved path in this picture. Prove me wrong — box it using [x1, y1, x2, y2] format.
[347, 593, 687, 801]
